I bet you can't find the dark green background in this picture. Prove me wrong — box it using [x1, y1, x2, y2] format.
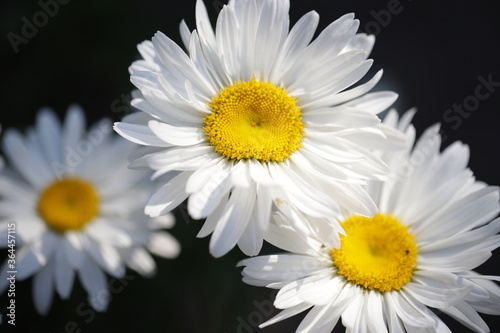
[1, 0, 500, 332]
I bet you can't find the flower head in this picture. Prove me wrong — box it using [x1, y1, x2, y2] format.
[240, 109, 500, 332]
[0, 106, 180, 314]
[115, 0, 405, 257]
[0, 124, 3, 169]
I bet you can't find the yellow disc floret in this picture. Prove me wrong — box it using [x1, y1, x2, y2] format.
[37, 178, 99, 233]
[331, 214, 418, 292]
[204, 79, 303, 162]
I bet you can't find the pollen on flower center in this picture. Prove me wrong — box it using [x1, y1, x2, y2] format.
[203, 79, 303, 162]
[37, 178, 99, 233]
[330, 214, 418, 292]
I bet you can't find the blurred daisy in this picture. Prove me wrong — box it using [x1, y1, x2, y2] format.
[240, 110, 500, 332]
[0, 125, 3, 169]
[115, 0, 404, 257]
[0, 106, 180, 315]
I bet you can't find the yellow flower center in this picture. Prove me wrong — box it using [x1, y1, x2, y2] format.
[203, 79, 303, 162]
[330, 214, 418, 292]
[37, 178, 99, 233]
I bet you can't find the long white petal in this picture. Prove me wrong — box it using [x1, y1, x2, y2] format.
[210, 185, 256, 257]
[145, 171, 191, 217]
[33, 260, 55, 315]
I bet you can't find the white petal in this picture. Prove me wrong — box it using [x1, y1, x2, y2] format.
[386, 292, 436, 328]
[152, 31, 216, 97]
[440, 302, 489, 333]
[297, 13, 358, 69]
[248, 159, 277, 186]
[127, 247, 156, 277]
[254, 185, 273, 233]
[16, 216, 46, 245]
[148, 120, 205, 146]
[267, 162, 338, 218]
[215, 4, 239, 79]
[18, 232, 57, 280]
[269, 11, 319, 82]
[339, 91, 398, 115]
[230, 160, 252, 188]
[418, 249, 492, 272]
[365, 291, 388, 333]
[252, 0, 289, 79]
[185, 159, 228, 194]
[114, 120, 171, 147]
[147, 231, 181, 258]
[297, 301, 343, 333]
[77, 255, 110, 312]
[2, 129, 52, 189]
[62, 105, 85, 154]
[195, 0, 216, 49]
[149, 213, 176, 229]
[303, 108, 381, 128]
[265, 210, 321, 255]
[54, 248, 75, 299]
[260, 303, 313, 328]
[187, 163, 232, 219]
[340, 289, 365, 330]
[419, 218, 500, 254]
[237, 211, 264, 257]
[33, 260, 55, 315]
[36, 108, 62, 165]
[85, 218, 133, 247]
[132, 91, 203, 126]
[209, 185, 256, 257]
[383, 293, 406, 332]
[63, 232, 85, 269]
[342, 33, 375, 56]
[240, 254, 325, 286]
[417, 187, 500, 241]
[131, 144, 215, 174]
[145, 171, 191, 217]
[326, 69, 383, 106]
[299, 59, 373, 109]
[196, 191, 229, 238]
[274, 271, 338, 308]
[82, 236, 124, 278]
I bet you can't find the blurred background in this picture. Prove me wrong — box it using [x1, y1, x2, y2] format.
[1, 0, 500, 332]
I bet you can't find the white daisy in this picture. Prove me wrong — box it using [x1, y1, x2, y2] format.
[0, 105, 180, 315]
[114, 0, 405, 257]
[0, 125, 3, 169]
[240, 109, 500, 332]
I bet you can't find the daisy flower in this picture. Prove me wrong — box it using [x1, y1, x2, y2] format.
[114, 0, 405, 257]
[0, 105, 180, 315]
[240, 109, 500, 332]
[0, 125, 3, 169]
